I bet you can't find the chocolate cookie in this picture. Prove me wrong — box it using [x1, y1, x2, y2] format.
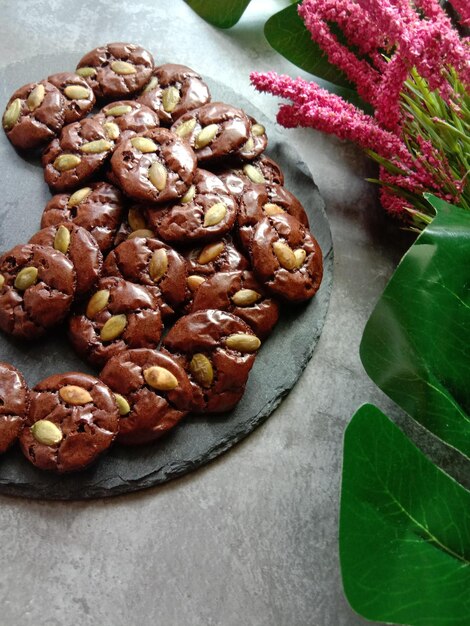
[29, 223, 102, 297]
[0, 362, 29, 454]
[0, 244, 76, 340]
[217, 155, 285, 197]
[41, 182, 125, 253]
[102, 237, 188, 318]
[110, 128, 197, 203]
[235, 117, 268, 161]
[42, 116, 117, 192]
[100, 349, 193, 445]
[237, 183, 309, 252]
[190, 270, 279, 339]
[99, 100, 160, 143]
[19, 372, 119, 473]
[76, 42, 154, 100]
[68, 277, 163, 368]
[250, 214, 323, 303]
[171, 102, 250, 163]
[2, 80, 65, 151]
[47, 72, 96, 124]
[145, 169, 238, 245]
[137, 63, 211, 126]
[163, 310, 261, 413]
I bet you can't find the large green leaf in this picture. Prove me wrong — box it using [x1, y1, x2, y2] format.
[263, 3, 369, 110]
[360, 195, 470, 459]
[340, 405, 470, 626]
[184, 0, 253, 29]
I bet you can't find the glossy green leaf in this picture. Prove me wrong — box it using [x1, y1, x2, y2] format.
[184, 0, 253, 29]
[360, 195, 470, 459]
[340, 404, 470, 626]
[263, 3, 370, 110]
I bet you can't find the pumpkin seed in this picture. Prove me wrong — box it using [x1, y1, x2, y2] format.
[114, 393, 131, 416]
[86, 289, 110, 319]
[263, 203, 285, 216]
[243, 164, 265, 184]
[251, 123, 265, 137]
[194, 123, 218, 149]
[3, 98, 22, 130]
[149, 249, 168, 282]
[68, 187, 92, 207]
[143, 365, 179, 391]
[31, 420, 62, 446]
[142, 76, 159, 94]
[14, 267, 38, 290]
[100, 314, 127, 341]
[53, 225, 71, 254]
[111, 60, 136, 75]
[231, 289, 261, 307]
[27, 84, 45, 111]
[174, 117, 197, 138]
[131, 136, 157, 153]
[148, 161, 167, 191]
[103, 122, 120, 140]
[127, 229, 155, 240]
[76, 67, 97, 78]
[0, 275, 4, 289]
[162, 86, 180, 113]
[272, 241, 297, 270]
[105, 104, 133, 117]
[203, 203, 227, 227]
[187, 275, 205, 292]
[80, 139, 112, 154]
[181, 185, 196, 204]
[225, 333, 261, 353]
[59, 385, 93, 405]
[294, 248, 307, 268]
[189, 353, 213, 388]
[128, 207, 147, 231]
[54, 154, 81, 172]
[64, 85, 90, 100]
[197, 241, 225, 265]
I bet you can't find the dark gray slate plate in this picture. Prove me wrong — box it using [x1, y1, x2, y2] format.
[0, 54, 333, 499]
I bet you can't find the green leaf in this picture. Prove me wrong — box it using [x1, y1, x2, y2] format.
[360, 196, 470, 459]
[340, 404, 470, 626]
[184, 0, 253, 29]
[263, 3, 370, 111]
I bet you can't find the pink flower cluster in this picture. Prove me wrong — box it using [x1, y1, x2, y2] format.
[250, 0, 470, 219]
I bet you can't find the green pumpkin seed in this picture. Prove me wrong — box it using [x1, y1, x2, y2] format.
[174, 117, 197, 138]
[225, 333, 261, 353]
[53, 225, 71, 254]
[114, 393, 131, 416]
[111, 60, 136, 75]
[86, 289, 110, 319]
[76, 66, 97, 78]
[251, 123, 265, 137]
[68, 187, 92, 207]
[103, 122, 120, 140]
[189, 353, 213, 388]
[80, 139, 113, 154]
[14, 267, 38, 291]
[64, 85, 90, 100]
[143, 366, 179, 391]
[31, 420, 63, 446]
[231, 289, 261, 307]
[203, 203, 227, 227]
[142, 76, 159, 94]
[59, 385, 93, 405]
[27, 84, 45, 111]
[243, 164, 265, 184]
[148, 161, 167, 191]
[105, 104, 132, 117]
[181, 185, 196, 204]
[3, 98, 22, 130]
[194, 123, 218, 149]
[100, 314, 127, 341]
[131, 137, 158, 153]
[162, 86, 180, 113]
[149, 249, 168, 282]
[273, 241, 297, 270]
[54, 154, 81, 172]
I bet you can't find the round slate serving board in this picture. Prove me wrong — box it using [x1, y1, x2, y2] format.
[0, 54, 333, 499]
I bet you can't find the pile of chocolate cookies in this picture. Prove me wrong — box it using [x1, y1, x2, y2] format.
[0, 43, 323, 473]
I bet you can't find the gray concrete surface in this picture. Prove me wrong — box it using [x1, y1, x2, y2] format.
[0, 1, 412, 624]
